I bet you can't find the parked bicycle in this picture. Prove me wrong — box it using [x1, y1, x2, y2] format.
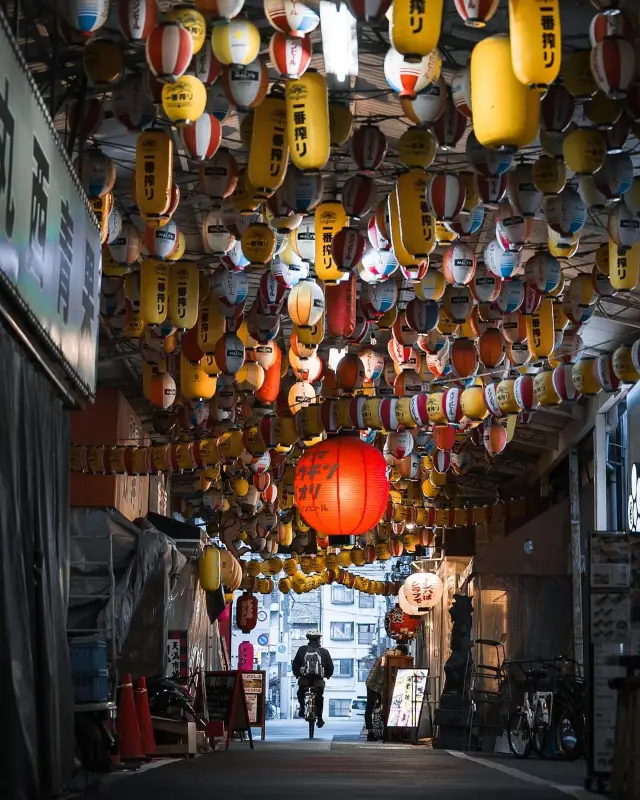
[265, 700, 278, 720]
[539, 656, 586, 761]
[506, 660, 553, 758]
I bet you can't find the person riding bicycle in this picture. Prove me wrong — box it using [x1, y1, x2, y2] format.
[292, 630, 334, 728]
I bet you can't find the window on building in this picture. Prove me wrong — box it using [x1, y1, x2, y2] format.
[358, 659, 372, 683]
[358, 593, 375, 608]
[357, 623, 376, 645]
[331, 585, 355, 605]
[330, 621, 354, 641]
[333, 658, 354, 678]
[329, 699, 352, 717]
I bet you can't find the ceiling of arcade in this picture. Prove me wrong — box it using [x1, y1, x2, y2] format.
[12, 0, 640, 506]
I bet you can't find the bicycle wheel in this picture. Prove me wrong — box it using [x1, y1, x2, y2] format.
[531, 703, 549, 757]
[554, 705, 584, 761]
[308, 716, 315, 739]
[507, 711, 531, 758]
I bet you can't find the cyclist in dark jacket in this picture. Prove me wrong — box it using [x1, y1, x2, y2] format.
[292, 631, 334, 727]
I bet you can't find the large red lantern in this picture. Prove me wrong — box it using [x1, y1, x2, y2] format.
[384, 604, 420, 641]
[294, 437, 389, 535]
[236, 592, 258, 633]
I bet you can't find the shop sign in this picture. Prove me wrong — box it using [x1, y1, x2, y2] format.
[0, 11, 101, 398]
[628, 463, 640, 532]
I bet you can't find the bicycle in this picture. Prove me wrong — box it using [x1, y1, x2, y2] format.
[540, 656, 586, 761]
[505, 661, 553, 758]
[265, 700, 278, 720]
[304, 686, 319, 739]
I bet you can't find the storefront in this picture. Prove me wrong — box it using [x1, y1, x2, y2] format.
[0, 11, 101, 799]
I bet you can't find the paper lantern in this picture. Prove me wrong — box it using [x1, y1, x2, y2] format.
[496, 203, 532, 252]
[236, 592, 258, 633]
[288, 279, 325, 327]
[180, 113, 222, 161]
[401, 76, 446, 125]
[211, 18, 261, 65]
[168, 263, 199, 330]
[609, 240, 640, 291]
[352, 125, 387, 174]
[331, 227, 366, 272]
[385, 605, 420, 641]
[342, 174, 377, 219]
[198, 149, 238, 200]
[562, 128, 606, 175]
[612, 346, 640, 384]
[397, 127, 437, 170]
[454, 0, 498, 27]
[476, 174, 508, 208]
[146, 22, 193, 82]
[526, 297, 555, 359]
[389, 0, 443, 60]
[264, 0, 319, 36]
[485, 240, 520, 279]
[294, 437, 389, 535]
[432, 88, 467, 149]
[396, 170, 436, 258]
[451, 64, 472, 119]
[65, 0, 110, 33]
[222, 59, 269, 111]
[540, 83, 575, 134]
[508, 0, 561, 89]
[609, 203, 640, 251]
[545, 189, 587, 237]
[314, 202, 348, 283]
[165, 6, 206, 53]
[507, 163, 542, 218]
[471, 34, 534, 149]
[161, 74, 206, 126]
[483, 420, 508, 455]
[200, 546, 221, 591]
[572, 357, 601, 397]
[269, 31, 312, 78]
[384, 46, 442, 98]
[402, 572, 443, 612]
[328, 101, 354, 147]
[285, 71, 330, 172]
[524, 251, 562, 294]
[135, 131, 173, 222]
[82, 39, 124, 87]
[561, 50, 598, 100]
[427, 173, 465, 221]
[214, 332, 245, 375]
[590, 38, 636, 100]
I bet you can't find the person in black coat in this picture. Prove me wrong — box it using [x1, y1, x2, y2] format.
[292, 631, 334, 727]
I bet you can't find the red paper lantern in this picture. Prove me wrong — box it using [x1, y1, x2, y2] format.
[384, 604, 420, 641]
[352, 125, 387, 173]
[294, 437, 389, 535]
[236, 592, 258, 633]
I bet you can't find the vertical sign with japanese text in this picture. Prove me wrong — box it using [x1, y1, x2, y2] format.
[0, 10, 101, 398]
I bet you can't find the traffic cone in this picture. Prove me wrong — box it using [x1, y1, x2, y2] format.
[134, 677, 156, 756]
[117, 673, 143, 760]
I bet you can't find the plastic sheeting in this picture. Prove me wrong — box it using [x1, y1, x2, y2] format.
[69, 510, 186, 677]
[0, 326, 75, 800]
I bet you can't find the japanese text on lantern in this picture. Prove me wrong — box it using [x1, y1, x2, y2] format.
[539, 5, 556, 70]
[292, 102, 308, 159]
[295, 449, 338, 514]
[409, 0, 425, 34]
[269, 110, 286, 178]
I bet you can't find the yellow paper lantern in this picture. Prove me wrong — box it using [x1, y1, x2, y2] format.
[140, 259, 168, 325]
[508, 0, 561, 89]
[198, 296, 225, 353]
[248, 92, 289, 199]
[397, 127, 437, 169]
[211, 18, 261, 65]
[561, 50, 597, 100]
[329, 102, 353, 147]
[241, 222, 276, 264]
[563, 128, 606, 176]
[470, 35, 532, 149]
[496, 378, 520, 415]
[612, 346, 640, 384]
[461, 384, 488, 421]
[83, 39, 123, 86]
[609, 240, 640, 291]
[162, 74, 206, 127]
[389, 0, 443, 61]
[166, 6, 206, 53]
[285, 71, 330, 172]
[548, 228, 579, 259]
[533, 368, 560, 406]
[532, 155, 566, 196]
[135, 131, 173, 223]
[293, 318, 325, 346]
[572, 357, 601, 397]
[435, 221, 458, 246]
[180, 355, 216, 399]
[168, 262, 199, 330]
[395, 171, 436, 259]
[199, 546, 221, 591]
[314, 202, 348, 282]
[526, 297, 555, 359]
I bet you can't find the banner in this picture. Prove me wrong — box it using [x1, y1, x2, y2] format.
[0, 10, 101, 398]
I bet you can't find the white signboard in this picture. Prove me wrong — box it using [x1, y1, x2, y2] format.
[387, 668, 429, 729]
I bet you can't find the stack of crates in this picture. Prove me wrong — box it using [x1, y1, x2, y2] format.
[69, 637, 110, 703]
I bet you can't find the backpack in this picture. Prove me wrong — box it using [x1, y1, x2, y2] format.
[301, 649, 324, 678]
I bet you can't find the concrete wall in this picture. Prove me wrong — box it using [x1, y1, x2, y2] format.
[474, 500, 571, 576]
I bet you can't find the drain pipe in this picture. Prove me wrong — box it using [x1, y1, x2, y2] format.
[568, 447, 584, 667]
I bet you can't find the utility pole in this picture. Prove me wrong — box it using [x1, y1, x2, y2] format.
[569, 447, 584, 667]
[279, 591, 291, 719]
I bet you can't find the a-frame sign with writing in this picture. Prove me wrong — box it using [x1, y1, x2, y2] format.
[203, 670, 254, 749]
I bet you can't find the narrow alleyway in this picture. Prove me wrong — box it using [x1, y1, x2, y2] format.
[94, 743, 593, 800]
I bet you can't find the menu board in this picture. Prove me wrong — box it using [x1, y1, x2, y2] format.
[587, 531, 640, 781]
[203, 671, 253, 749]
[241, 671, 266, 739]
[387, 669, 429, 732]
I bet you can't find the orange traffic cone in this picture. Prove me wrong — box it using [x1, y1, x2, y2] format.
[117, 673, 143, 760]
[134, 677, 156, 756]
